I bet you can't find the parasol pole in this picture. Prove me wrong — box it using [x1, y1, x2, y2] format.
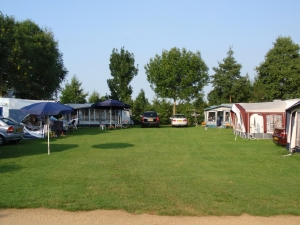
[110, 106, 112, 127]
[48, 115, 50, 155]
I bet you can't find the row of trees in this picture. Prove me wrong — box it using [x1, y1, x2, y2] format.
[2, 13, 300, 122]
[58, 36, 300, 124]
[0, 12, 67, 99]
[208, 37, 300, 105]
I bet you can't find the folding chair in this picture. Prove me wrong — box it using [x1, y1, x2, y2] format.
[114, 116, 122, 129]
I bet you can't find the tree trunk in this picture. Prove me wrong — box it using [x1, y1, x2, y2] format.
[173, 100, 176, 115]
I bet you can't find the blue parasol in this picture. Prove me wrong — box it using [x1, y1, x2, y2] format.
[20, 102, 74, 155]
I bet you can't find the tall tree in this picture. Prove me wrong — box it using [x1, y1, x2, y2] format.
[60, 75, 88, 103]
[210, 47, 250, 104]
[0, 13, 15, 97]
[107, 47, 138, 101]
[254, 36, 300, 101]
[151, 98, 172, 125]
[88, 90, 101, 103]
[132, 89, 149, 123]
[5, 19, 67, 99]
[207, 88, 223, 105]
[145, 47, 209, 114]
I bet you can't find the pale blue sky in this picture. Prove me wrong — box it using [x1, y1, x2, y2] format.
[1, 0, 300, 102]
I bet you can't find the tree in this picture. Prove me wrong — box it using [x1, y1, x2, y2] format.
[192, 93, 209, 123]
[5, 19, 67, 99]
[210, 47, 251, 104]
[132, 89, 149, 123]
[207, 88, 224, 105]
[145, 47, 209, 114]
[88, 90, 101, 103]
[0, 12, 15, 97]
[151, 98, 172, 125]
[60, 75, 88, 103]
[107, 47, 138, 101]
[254, 36, 300, 101]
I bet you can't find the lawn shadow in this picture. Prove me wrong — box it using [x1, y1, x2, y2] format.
[92, 142, 134, 149]
[0, 163, 22, 173]
[0, 142, 79, 159]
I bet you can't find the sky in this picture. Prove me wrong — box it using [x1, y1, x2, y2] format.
[1, 0, 300, 102]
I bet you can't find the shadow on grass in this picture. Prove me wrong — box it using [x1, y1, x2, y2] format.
[0, 163, 22, 173]
[92, 142, 134, 149]
[0, 141, 79, 159]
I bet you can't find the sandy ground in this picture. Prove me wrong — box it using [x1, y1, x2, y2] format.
[1, 208, 300, 225]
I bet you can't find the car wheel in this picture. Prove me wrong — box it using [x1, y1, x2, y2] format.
[0, 136, 5, 146]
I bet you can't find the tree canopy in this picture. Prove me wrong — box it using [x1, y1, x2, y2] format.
[0, 13, 67, 99]
[88, 90, 102, 103]
[145, 47, 209, 114]
[131, 89, 149, 123]
[107, 47, 138, 102]
[0, 13, 15, 96]
[254, 36, 300, 101]
[60, 75, 88, 103]
[209, 47, 251, 105]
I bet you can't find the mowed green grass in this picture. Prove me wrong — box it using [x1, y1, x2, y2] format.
[0, 126, 299, 216]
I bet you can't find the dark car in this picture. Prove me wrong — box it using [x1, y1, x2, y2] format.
[272, 127, 287, 146]
[0, 117, 24, 145]
[141, 111, 160, 128]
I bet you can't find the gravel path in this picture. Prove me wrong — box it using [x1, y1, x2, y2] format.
[1, 208, 300, 225]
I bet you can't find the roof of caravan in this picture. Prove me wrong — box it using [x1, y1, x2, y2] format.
[204, 104, 233, 111]
[237, 99, 300, 112]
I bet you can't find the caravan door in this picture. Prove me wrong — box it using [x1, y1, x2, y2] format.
[250, 114, 264, 136]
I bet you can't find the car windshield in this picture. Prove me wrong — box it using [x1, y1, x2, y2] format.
[144, 112, 157, 117]
[174, 114, 185, 118]
[0, 118, 18, 125]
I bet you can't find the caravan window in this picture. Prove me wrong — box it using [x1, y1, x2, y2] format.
[266, 114, 283, 133]
[208, 112, 215, 121]
[224, 111, 230, 122]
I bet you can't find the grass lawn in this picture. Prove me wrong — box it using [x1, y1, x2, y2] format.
[0, 125, 300, 216]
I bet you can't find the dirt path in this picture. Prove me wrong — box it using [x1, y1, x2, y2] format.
[1, 208, 300, 225]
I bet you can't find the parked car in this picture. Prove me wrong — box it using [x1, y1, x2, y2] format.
[272, 127, 287, 146]
[0, 117, 24, 145]
[141, 111, 160, 128]
[170, 114, 188, 127]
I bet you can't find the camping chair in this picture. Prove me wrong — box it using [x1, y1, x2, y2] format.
[72, 118, 78, 129]
[68, 119, 77, 132]
[114, 116, 122, 129]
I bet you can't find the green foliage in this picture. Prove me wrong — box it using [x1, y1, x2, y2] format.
[88, 90, 101, 103]
[0, 13, 15, 96]
[145, 47, 209, 114]
[191, 93, 208, 123]
[132, 89, 149, 123]
[1, 127, 300, 216]
[254, 36, 300, 101]
[0, 14, 67, 99]
[107, 47, 138, 101]
[60, 75, 88, 103]
[209, 47, 251, 104]
[151, 98, 172, 124]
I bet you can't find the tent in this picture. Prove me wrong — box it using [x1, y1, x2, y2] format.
[204, 104, 233, 128]
[231, 100, 300, 139]
[91, 100, 131, 127]
[286, 101, 300, 153]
